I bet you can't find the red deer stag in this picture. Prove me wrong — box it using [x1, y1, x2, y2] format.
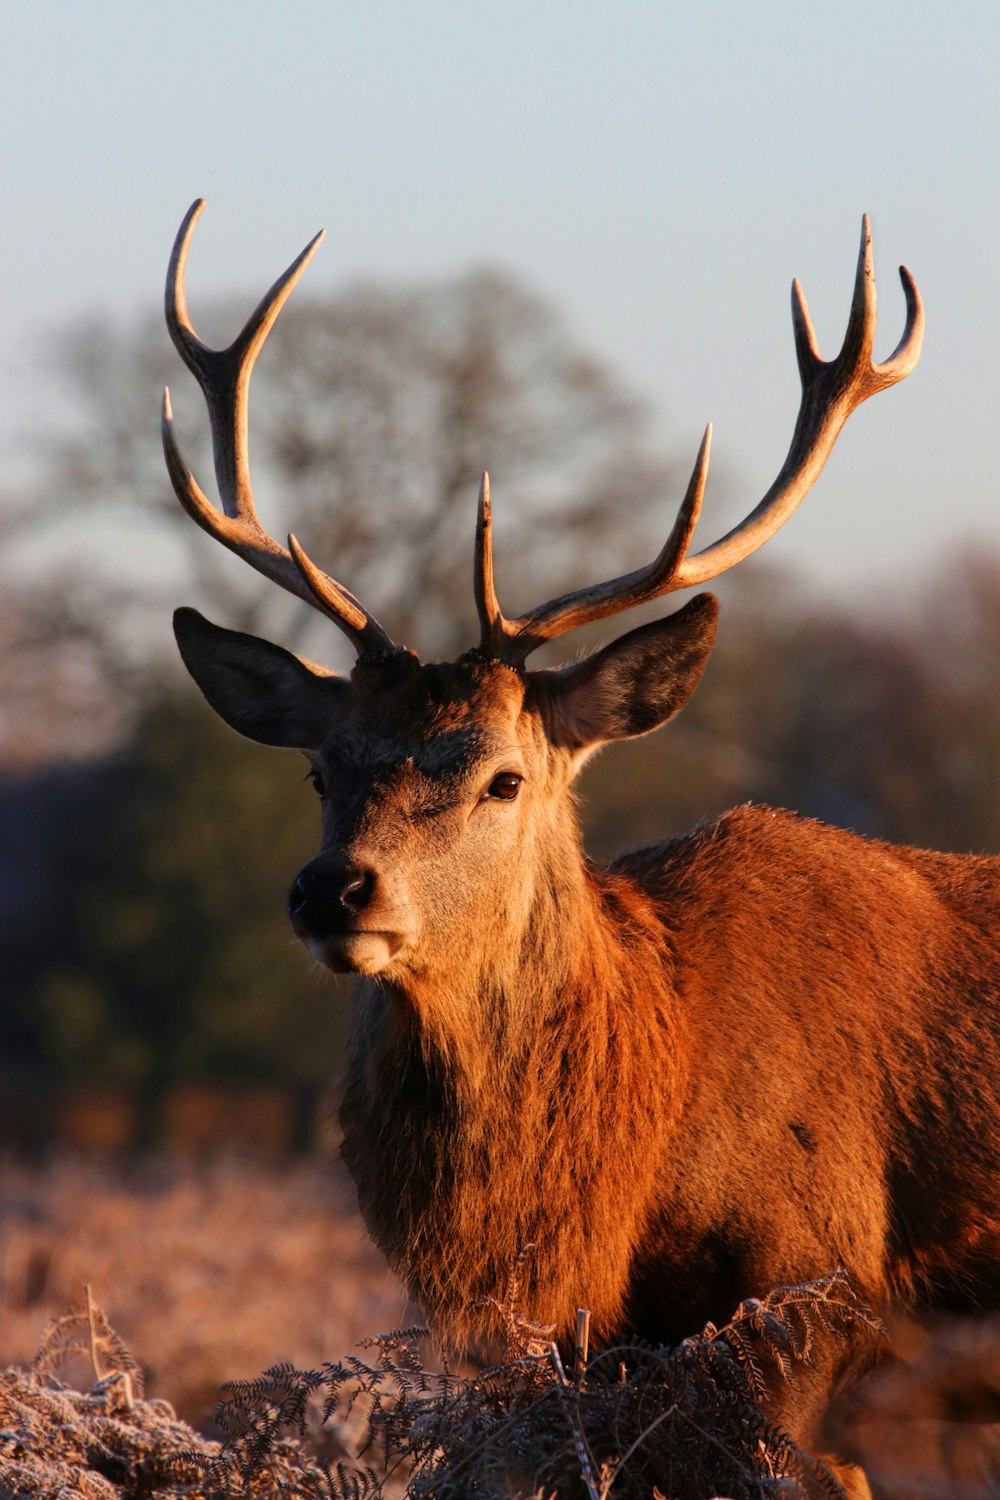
[162, 202, 999, 1472]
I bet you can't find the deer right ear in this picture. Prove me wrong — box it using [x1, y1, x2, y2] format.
[529, 593, 719, 754]
[173, 607, 347, 750]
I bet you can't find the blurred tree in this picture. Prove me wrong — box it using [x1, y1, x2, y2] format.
[702, 552, 1000, 856]
[912, 550, 1000, 853]
[0, 691, 341, 1131]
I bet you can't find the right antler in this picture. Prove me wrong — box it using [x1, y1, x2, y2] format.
[475, 216, 924, 664]
[162, 199, 397, 658]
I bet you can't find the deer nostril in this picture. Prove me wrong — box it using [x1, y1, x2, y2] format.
[284, 876, 313, 918]
[288, 876, 310, 917]
[338, 868, 374, 913]
[288, 863, 377, 930]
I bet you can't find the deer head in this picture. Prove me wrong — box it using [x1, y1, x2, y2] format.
[163, 201, 922, 987]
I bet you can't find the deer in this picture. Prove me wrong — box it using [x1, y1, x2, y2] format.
[161, 201, 1000, 1486]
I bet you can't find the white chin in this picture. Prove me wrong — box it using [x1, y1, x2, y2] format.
[306, 932, 404, 976]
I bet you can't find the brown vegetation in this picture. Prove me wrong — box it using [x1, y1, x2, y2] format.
[0, 1267, 890, 1499]
[3, 1267, 998, 1498]
[0, 1154, 404, 1429]
[1, 1364, 221, 1500]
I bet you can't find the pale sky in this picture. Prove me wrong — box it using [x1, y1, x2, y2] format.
[1, 0, 997, 601]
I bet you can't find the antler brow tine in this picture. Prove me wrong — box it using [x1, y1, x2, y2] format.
[162, 198, 396, 657]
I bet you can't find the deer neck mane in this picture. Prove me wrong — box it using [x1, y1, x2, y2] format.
[376, 795, 670, 1080]
[339, 835, 687, 1346]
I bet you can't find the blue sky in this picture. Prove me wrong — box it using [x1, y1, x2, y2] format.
[1, 0, 997, 599]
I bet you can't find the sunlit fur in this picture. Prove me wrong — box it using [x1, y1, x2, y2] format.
[175, 600, 1000, 1465]
[340, 791, 1000, 1343]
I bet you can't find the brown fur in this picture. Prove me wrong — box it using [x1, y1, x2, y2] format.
[339, 799, 1000, 1338]
[174, 598, 1000, 1461]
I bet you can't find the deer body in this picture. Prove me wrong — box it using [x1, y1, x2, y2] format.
[339, 777, 1000, 1357]
[160, 204, 1000, 1469]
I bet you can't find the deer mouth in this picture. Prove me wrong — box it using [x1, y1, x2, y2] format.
[304, 929, 409, 976]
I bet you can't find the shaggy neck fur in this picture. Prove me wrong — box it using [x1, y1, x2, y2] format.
[339, 816, 687, 1350]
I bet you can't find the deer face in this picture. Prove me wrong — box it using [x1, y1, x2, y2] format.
[289, 653, 548, 979]
[173, 596, 719, 982]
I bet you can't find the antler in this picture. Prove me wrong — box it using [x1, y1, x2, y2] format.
[476, 216, 924, 664]
[162, 199, 396, 658]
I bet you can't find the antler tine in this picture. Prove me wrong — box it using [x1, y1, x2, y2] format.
[479, 429, 711, 663]
[875, 262, 923, 381]
[840, 212, 879, 370]
[287, 533, 373, 639]
[475, 472, 503, 649]
[162, 200, 396, 658]
[482, 217, 923, 664]
[668, 216, 924, 589]
[166, 199, 325, 520]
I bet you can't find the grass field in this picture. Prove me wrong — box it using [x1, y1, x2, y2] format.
[0, 1153, 407, 1430]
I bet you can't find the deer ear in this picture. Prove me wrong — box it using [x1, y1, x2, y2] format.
[173, 607, 347, 750]
[529, 593, 718, 752]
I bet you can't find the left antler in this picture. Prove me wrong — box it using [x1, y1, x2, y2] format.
[162, 199, 397, 658]
[475, 216, 924, 665]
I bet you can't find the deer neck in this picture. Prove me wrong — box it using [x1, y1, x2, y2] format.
[395, 803, 644, 1089]
[340, 826, 686, 1344]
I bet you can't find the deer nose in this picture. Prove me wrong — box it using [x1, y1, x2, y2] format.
[288, 861, 377, 932]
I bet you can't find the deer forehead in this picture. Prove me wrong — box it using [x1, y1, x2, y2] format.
[320, 654, 543, 783]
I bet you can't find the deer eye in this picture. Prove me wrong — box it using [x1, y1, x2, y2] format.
[487, 772, 522, 801]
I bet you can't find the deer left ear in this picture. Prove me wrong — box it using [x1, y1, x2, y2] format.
[173, 607, 348, 750]
[529, 593, 718, 752]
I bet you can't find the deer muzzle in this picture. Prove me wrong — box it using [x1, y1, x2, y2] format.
[288, 858, 411, 975]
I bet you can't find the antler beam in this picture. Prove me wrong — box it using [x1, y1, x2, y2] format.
[476, 216, 924, 664]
